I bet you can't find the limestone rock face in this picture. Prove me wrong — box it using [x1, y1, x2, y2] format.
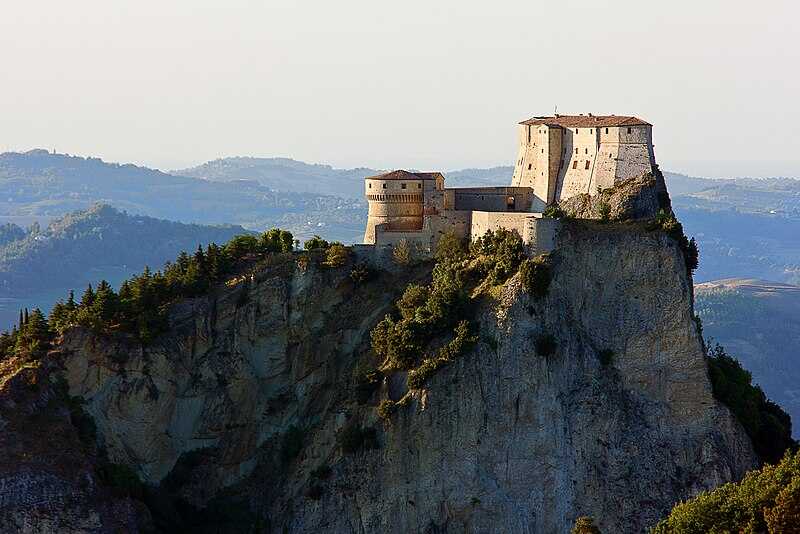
[15, 223, 756, 533]
[559, 171, 670, 221]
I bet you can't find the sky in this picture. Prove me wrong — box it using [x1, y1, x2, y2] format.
[1, 0, 798, 178]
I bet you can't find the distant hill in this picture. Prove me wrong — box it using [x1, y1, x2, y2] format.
[695, 278, 800, 437]
[174, 158, 514, 198]
[0, 204, 247, 329]
[0, 150, 365, 243]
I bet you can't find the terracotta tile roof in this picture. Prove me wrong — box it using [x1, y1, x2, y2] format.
[520, 115, 651, 128]
[365, 170, 444, 181]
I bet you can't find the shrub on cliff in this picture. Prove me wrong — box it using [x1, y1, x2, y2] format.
[534, 334, 556, 357]
[323, 243, 348, 268]
[520, 255, 552, 300]
[339, 422, 378, 454]
[650, 209, 699, 276]
[392, 239, 412, 265]
[542, 204, 566, 219]
[708, 345, 796, 462]
[303, 235, 329, 250]
[435, 230, 466, 263]
[706, 344, 794, 464]
[377, 399, 397, 421]
[471, 228, 526, 285]
[371, 315, 420, 371]
[572, 516, 601, 534]
[652, 449, 800, 534]
[407, 320, 477, 389]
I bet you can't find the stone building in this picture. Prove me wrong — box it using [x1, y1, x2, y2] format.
[363, 114, 656, 254]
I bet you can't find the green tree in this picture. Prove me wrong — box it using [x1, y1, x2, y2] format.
[434, 231, 465, 263]
[323, 243, 348, 268]
[304, 235, 329, 250]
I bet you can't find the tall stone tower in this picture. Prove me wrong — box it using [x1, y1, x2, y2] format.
[511, 115, 655, 210]
[363, 170, 444, 244]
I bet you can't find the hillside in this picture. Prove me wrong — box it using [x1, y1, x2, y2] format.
[0, 204, 247, 329]
[0, 150, 365, 243]
[695, 278, 800, 438]
[0, 212, 778, 532]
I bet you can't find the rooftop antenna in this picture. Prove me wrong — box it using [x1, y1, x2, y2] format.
[554, 104, 558, 116]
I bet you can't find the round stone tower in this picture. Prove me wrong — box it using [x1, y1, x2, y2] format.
[363, 170, 443, 244]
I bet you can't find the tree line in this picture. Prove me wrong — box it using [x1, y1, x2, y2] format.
[0, 229, 338, 359]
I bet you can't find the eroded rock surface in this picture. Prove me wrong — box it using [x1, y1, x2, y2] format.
[2, 222, 756, 533]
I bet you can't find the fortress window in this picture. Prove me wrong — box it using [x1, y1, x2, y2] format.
[541, 148, 544, 154]
[506, 196, 515, 208]
[528, 163, 532, 170]
[590, 129, 593, 134]
[382, 183, 387, 189]
[575, 129, 578, 134]
[368, 183, 372, 188]
[401, 183, 407, 189]
[585, 148, 588, 154]
[418, 184, 422, 189]
[585, 160, 590, 169]
[572, 161, 578, 169]
[627, 127, 632, 133]
[605, 128, 609, 134]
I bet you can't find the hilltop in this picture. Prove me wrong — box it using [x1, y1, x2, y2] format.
[1, 204, 788, 531]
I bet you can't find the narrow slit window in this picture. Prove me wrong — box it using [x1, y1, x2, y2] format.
[572, 161, 578, 169]
[401, 183, 407, 189]
[585, 160, 590, 170]
[627, 127, 632, 133]
[528, 163, 532, 170]
[382, 183, 387, 189]
[605, 128, 609, 134]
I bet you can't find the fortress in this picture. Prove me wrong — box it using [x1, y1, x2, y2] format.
[363, 114, 656, 251]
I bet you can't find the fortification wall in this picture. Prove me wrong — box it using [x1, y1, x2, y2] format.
[471, 212, 560, 255]
[450, 187, 532, 211]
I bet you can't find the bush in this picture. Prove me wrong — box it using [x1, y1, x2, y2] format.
[519, 255, 552, 300]
[392, 239, 412, 265]
[377, 399, 397, 422]
[597, 201, 611, 221]
[304, 235, 329, 250]
[323, 243, 348, 268]
[543, 204, 566, 219]
[653, 449, 800, 534]
[435, 231, 466, 263]
[572, 516, 601, 534]
[471, 229, 526, 285]
[339, 422, 379, 454]
[597, 349, 614, 366]
[296, 254, 311, 273]
[534, 334, 556, 357]
[353, 362, 381, 404]
[407, 321, 477, 389]
[707, 344, 794, 464]
[397, 284, 430, 320]
[370, 315, 420, 371]
[651, 209, 699, 276]
[349, 263, 373, 284]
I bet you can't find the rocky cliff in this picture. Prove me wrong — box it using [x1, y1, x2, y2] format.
[1, 220, 758, 533]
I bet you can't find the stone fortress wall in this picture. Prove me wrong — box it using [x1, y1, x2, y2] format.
[362, 113, 655, 258]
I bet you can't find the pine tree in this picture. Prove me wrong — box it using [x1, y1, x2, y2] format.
[80, 284, 95, 308]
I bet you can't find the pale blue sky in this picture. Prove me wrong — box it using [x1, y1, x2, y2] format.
[1, 0, 798, 178]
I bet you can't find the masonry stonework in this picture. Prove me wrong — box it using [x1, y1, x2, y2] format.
[363, 113, 656, 256]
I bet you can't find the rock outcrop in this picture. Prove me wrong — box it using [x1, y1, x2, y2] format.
[559, 170, 670, 221]
[1, 220, 757, 532]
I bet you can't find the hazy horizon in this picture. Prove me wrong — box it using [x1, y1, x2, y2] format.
[2, 1, 798, 179]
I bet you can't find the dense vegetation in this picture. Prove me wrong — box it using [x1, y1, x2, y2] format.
[706, 344, 795, 464]
[0, 228, 304, 359]
[367, 229, 552, 403]
[652, 448, 800, 533]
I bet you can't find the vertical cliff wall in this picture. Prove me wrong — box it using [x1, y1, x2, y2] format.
[46, 222, 757, 532]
